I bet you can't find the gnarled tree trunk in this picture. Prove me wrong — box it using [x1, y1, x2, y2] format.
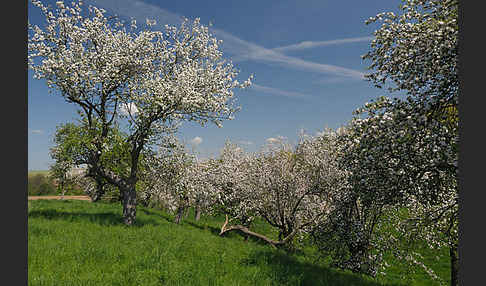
[121, 187, 137, 225]
[90, 177, 106, 202]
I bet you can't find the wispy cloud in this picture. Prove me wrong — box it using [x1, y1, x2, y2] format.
[90, 0, 182, 26]
[313, 76, 353, 85]
[213, 29, 365, 80]
[90, 0, 365, 80]
[30, 129, 44, 134]
[251, 84, 307, 98]
[272, 36, 374, 53]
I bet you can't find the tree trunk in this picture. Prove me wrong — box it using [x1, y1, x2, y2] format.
[450, 244, 459, 286]
[121, 187, 137, 226]
[243, 223, 250, 242]
[174, 205, 185, 224]
[195, 204, 201, 221]
[59, 181, 65, 200]
[91, 177, 106, 202]
[91, 189, 103, 202]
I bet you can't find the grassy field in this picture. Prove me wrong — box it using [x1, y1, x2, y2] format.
[28, 200, 450, 285]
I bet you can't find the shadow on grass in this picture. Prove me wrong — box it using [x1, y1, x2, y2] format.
[183, 220, 314, 253]
[241, 250, 403, 286]
[184, 220, 222, 236]
[28, 209, 161, 227]
[139, 208, 174, 224]
[183, 220, 274, 249]
[29, 202, 225, 230]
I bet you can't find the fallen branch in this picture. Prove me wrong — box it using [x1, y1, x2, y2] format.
[219, 215, 299, 249]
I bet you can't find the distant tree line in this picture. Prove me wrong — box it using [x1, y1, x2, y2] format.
[28, 174, 57, 196]
[28, 173, 85, 196]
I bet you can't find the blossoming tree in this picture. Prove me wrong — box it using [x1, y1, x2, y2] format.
[321, 96, 457, 280]
[216, 134, 345, 249]
[185, 158, 220, 221]
[28, 0, 252, 225]
[141, 138, 223, 223]
[208, 141, 257, 237]
[142, 138, 196, 223]
[363, 0, 458, 105]
[321, 0, 459, 283]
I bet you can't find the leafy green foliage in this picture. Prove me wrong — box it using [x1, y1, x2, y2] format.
[50, 119, 137, 200]
[50, 119, 133, 178]
[28, 174, 57, 196]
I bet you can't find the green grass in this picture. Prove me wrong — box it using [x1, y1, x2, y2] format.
[28, 200, 450, 286]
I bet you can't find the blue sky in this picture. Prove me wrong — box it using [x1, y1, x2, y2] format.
[28, 0, 403, 170]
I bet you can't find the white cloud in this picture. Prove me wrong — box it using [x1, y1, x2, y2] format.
[265, 137, 279, 144]
[190, 136, 203, 146]
[251, 84, 307, 98]
[272, 36, 374, 53]
[119, 102, 139, 116]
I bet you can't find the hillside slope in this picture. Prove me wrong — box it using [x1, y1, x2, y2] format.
[28, 200, 448, 285]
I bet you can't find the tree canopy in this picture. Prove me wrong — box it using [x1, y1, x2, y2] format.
[28, 0, 252, 224]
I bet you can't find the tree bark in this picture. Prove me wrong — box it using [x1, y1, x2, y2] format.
[219, 215, 299, 248]
[121, 187, 137, 225]
[174, 205, 185, 224]
[450, 244, 459, 286]
[195, 204, 201, 221]
[243, 223, 250, 242]
[91, 187, 105, 202]
[59, 181, 65, 200]
[91, 177, 106, 202]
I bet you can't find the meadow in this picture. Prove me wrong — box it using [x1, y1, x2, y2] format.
[28, 200, 450, 285]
